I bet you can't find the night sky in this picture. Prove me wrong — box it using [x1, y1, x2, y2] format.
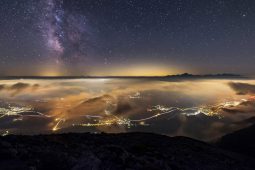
[0, 0, 255, 76]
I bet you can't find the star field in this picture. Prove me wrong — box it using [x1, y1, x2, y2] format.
[0, 0, 255, 76]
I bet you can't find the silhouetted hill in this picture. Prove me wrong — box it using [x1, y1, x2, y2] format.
[165, 73, 244, 79]
[217, 123, 255, 158]
[0, 132, 254, 170]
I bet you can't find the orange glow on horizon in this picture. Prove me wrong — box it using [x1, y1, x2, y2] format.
[16, 63, 184, 77]
[92, 65, 180, 76]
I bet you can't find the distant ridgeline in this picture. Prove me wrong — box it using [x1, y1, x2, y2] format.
[0, 73, 246, 80]
[165, 73, 245, 79]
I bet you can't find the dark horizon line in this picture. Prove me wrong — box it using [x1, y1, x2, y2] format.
[0, 73, 248, 80]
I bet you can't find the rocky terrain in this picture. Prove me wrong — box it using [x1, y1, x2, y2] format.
[0, 132, 254, 170]
[217, 123, 255, 158]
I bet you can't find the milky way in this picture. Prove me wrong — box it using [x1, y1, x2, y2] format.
[0, 0, 255, 76]
[39, 0, 91, 64]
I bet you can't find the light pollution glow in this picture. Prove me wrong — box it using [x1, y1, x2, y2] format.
[0, 63, 183, 77]
[91, 64, 181, 76]
[0, 79, 255, 141]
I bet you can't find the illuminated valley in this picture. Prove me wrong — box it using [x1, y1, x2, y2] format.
[0, 78, 255, 141]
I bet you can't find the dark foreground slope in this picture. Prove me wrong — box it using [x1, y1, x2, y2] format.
[0, 133, 254, 170]
[218, 124, 255, 158]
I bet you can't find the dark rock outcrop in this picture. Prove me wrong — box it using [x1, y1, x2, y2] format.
[0, 132, 254, 170]
[217, 124, 255, 158]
